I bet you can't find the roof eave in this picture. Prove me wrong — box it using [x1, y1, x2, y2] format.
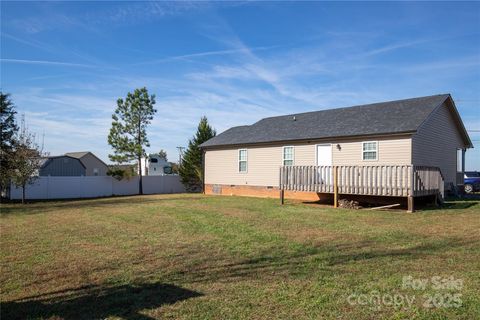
[446, 96, 474, 148]
[200, 131, 416, 149]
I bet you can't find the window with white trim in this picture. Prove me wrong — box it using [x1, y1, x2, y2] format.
[238, 149, 247, 172]
[362, 141, 378, 161]
[283, 146, 294, 166]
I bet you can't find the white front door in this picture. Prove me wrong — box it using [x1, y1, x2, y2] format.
[316, 144, 332, 166]
[316, 144, 333, 185]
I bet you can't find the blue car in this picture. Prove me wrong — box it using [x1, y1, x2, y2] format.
[464, 171, 480, 194]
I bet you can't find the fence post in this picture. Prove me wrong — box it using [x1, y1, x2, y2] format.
[334, 166, 338, 208]
[46, 176, 50, 200]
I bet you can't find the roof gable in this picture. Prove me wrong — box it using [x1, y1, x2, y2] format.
[65, 151, 91, 159]
[65, 151, 108, 167]
[440, 96, 473, 148]
[201, 94, 452, 148]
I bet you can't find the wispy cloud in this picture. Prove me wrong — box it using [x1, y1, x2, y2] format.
[398, 56, 480, 73]
[8, 9, 83, 34]
[1, 58, 96, 68]
[4, 2, 204, 35]
[135, 46, 277, 66]
[361, 39, 432, 57]
[83, 2, 211, 27]
[1, 32, 57, 53]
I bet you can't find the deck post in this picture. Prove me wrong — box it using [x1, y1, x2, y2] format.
[407, 196, 414, 213]
[407, 165, 415, 213]
[334, 166, 338, 208]
[280, 189, 285, 205]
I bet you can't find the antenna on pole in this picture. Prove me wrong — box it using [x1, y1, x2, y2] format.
[41, 130, 45, 152]
[176, 146, 185, 166]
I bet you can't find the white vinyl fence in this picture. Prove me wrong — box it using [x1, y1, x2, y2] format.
[10, 175, 185, 200]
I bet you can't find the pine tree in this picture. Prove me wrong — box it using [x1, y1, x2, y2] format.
[157, 149, 168, 161]
[108, 88, 156, 194]
[0, 92, 19, 195]
[179, 116, 216, 192]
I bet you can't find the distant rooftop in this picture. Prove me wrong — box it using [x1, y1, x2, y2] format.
[65, 151, 91, 159]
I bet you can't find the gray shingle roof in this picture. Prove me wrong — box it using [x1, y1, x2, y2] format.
[200, 94, 451, 148]
[65, 151, 91, 159]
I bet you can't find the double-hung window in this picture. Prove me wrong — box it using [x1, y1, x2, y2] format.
[283, 146, 294, 166]
[238, 149, 247, 173]
[362, 141, 378, 161]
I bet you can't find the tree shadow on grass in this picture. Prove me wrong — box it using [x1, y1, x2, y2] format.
[326, 238, 473, 266]
[419, 201, 478, 211]
[1, 282, 202, 320]
[0, 195, 203, 215]
[161, 237, 473, 285]
[442, 202, 477, 210]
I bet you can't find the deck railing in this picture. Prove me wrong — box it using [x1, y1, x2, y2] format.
[279, 165, 444, 198]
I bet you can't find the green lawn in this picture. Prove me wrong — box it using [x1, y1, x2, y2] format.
[1, 194, 479, 319]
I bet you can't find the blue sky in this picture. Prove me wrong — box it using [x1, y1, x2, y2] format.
[1, 1, 479, 168]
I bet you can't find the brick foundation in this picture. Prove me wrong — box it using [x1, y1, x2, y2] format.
[204, 184, 321, 201]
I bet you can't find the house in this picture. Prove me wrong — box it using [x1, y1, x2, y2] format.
[140, 154, 173, 176]
[39, 151, 108, 176]
[65, 152, 108, 176]
[200, 94, 472, 204]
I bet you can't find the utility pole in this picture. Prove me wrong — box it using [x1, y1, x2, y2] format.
[176, 146, 185, 166]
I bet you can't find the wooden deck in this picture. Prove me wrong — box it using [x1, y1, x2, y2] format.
[279, 165, 444, 212]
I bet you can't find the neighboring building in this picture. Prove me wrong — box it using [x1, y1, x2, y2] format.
[39, 156, 86, 176]
[39, 151, 108, 176]
[65, 152, 108, 176]
[200, 94, 472, 200]
[140, 154, 173, 176]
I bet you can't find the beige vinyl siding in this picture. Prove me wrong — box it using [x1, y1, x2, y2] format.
[332, 136, 411, 166]
[412, 102, 465, 185]
[205, 135, 412, 187]
[205, 143, 315, 187]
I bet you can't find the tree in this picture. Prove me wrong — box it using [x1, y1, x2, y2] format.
[179, 117, 216, 192]
[108, 87, 156, 195]
[0, 92, 19, 196]
[169, 162, 179, 174]
[107, 164, 137, 181]
[11, 116, 45, 204]
[157, 149, 167, 161]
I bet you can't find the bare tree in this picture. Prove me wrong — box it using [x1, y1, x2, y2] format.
[11, 116, 46, 204]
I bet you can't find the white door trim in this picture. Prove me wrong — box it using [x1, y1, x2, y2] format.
[315, 144, 333, 166]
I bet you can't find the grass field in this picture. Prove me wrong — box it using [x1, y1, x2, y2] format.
[1, 194, 479, 319]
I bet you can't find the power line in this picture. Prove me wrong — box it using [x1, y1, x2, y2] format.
[176, 146, 185, 165]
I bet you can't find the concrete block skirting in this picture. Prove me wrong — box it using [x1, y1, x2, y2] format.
[204, 184, 321, 201]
